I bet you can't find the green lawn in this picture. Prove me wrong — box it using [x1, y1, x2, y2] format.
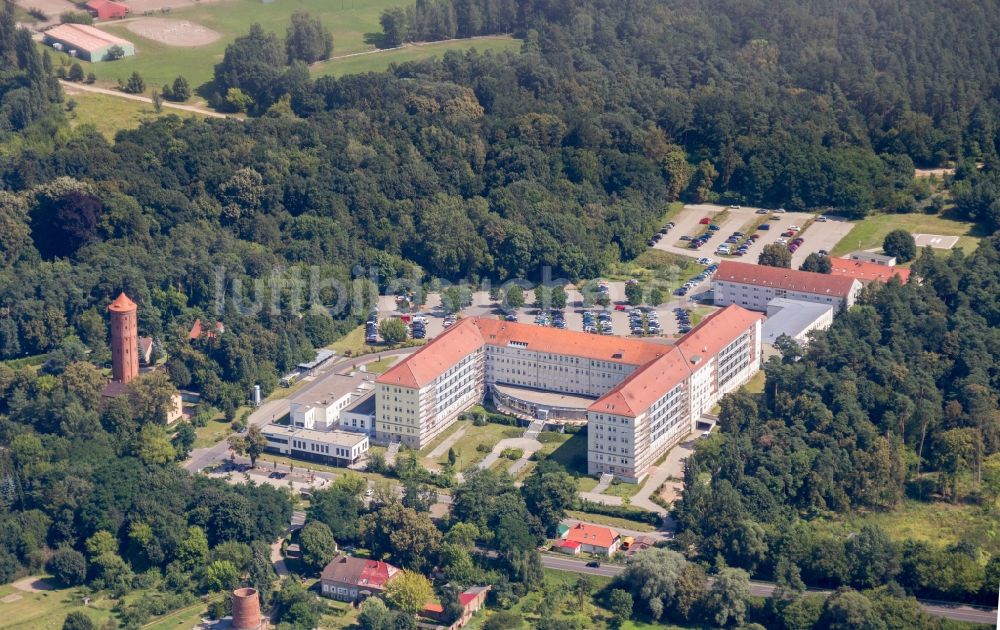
[46, 0, 521, 102]
[63, 90, 202, 140]
[604, 479, 641, 499]
[831, 212, 983, 257]
[812, 499, 1000, 556]
[0, 580, 116, 629]
[419, 418, 470, 457]
[542, 432, 589, 476]
[362, 356, 398, 374]
[312, 36, 521, 77]
[193, 416, 234, 449]
[429, 423, 523, 472]
[564, 510, 656, 533]
[742, 369, 766, 394]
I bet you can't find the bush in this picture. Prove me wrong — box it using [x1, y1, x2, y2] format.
[501, 448, 523, 460]
[576, 500, 662, 526]
[47, 548, 87, 586]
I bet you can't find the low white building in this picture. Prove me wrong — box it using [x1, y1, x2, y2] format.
[262, 424, 369, 467]
[289, 372, 375, 432]
[762, 298, 834, 347]
[848, 250, 897, 266]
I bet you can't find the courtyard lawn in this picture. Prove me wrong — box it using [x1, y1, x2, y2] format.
[604, 479, 641, 500]
[742, 369, 766, 394]
[434, 422, 523, 472]
[830, 212, 983, 257]
[543, 432, 589, 476]
[312, 36, 521, 77]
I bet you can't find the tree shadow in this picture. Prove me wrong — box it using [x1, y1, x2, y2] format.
[195, 79, 218, 102]
[363, 32, 389, 49]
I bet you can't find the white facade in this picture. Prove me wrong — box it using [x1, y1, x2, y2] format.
[713, 278, 861, 312]
[262, 425, 369, 466]
[377, 348, 484, 448]
[484, 344, 636, 397]
[588, 319, 761, 483]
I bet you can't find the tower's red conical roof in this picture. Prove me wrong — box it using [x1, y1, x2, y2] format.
[108, 292, 137, 313]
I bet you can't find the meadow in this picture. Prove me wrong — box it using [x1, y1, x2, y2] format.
[48, 0, 520, 101]
[830, 211, 983, 257]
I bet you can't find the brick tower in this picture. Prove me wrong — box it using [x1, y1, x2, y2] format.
[108, 292, 138, 384]
[232, 587, 265, 630]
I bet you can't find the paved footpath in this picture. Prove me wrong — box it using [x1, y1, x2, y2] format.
[426, 424, 469, 463]
[61, 80, 229, 118]
[477, 436, 542, 471]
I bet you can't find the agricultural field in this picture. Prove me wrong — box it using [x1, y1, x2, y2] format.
[43, 0, 521, 102]
[831, 211, 983, 257]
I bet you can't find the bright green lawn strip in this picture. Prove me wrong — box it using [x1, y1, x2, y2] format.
[312, 36, 521, 77]
[564, 510, 656, 533]
[831, 212, 982, 257]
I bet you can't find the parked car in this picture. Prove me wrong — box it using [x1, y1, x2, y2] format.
[816, 215, 828, 222]
[699, 217, 711, 224]
[680, 235, 692, 241]
[728, 204, 741, 209]
[759, 224, 770, 230]
[775, 208, 786, 213]
[756, 208, 769, 214]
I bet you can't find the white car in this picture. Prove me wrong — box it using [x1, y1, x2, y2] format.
[776, 238, 788, 245]
[729, 204, 741, 209]
[816, 215, 828, 222]
[364, 488, 374, 497]
[774, 208, 786, 213]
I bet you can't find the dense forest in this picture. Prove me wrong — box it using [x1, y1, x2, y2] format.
[674, 237, 1000, 610]
[2, 0, 1000, 623]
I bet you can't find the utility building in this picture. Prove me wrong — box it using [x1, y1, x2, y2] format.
[45, 24, 135, 62]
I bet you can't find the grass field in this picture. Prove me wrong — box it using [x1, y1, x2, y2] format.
[62, 89, 203, 139]
[0, 580, 116, 629]
[564, 510, 657, 533]
[47, 0, 521, 101]
[312, 36, 520, 77]
[813, 499, 1000, 556]
[193, 415, 234, 449]
[831, 212, 983, 257]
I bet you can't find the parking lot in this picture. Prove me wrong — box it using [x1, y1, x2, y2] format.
[374, 280, 720, 342]
[652, 204, 854, 268]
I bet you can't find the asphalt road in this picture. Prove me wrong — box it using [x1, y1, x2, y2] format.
[539, 555, 999, 625]
[182, 346, 420, 473]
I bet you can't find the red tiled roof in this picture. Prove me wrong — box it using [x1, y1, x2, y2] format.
[108, 292, 136, 313]
[564, 523, 619, 548]
[474, 318, 668, 366]
[558, 540, 582, 549]
[377, 317, 486, 388]
[675, 304, 762, 364]
[320, 555, 401, 589]
[715, 261, 859, 297]
[830, 258, 911, 283]
[590, 305, 761, 417]
[377, 317, 670, 390]
[188, 319, 224, 340]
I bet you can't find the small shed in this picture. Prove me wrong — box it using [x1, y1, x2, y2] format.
[85, 0, 129, 19]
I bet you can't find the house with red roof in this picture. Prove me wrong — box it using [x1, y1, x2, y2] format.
[712, 260, 862, 312]
[320, 555, 401, 602]
[419, 586, 491, 629]
[557, 523, 621, 557]
[188, 318, 225, 341]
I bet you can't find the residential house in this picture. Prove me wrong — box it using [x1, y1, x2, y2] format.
[320, 555, 401, 601]
[556, 523, 621, 557]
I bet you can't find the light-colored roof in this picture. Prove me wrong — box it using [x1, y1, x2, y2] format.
[297, 348, 336, 370]
[261, 424, 368, 448]
[108, 292, 136, 313]
[45, 23, 131, 52]
[762, 299, 833, 344]
[564, 523, 619, 548]
[714, 261, 859, 297]
[830, 258, 911, 283]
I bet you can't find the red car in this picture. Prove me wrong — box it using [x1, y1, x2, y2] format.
[614, 304, 627, 311]
[699, 217, 711, 225]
